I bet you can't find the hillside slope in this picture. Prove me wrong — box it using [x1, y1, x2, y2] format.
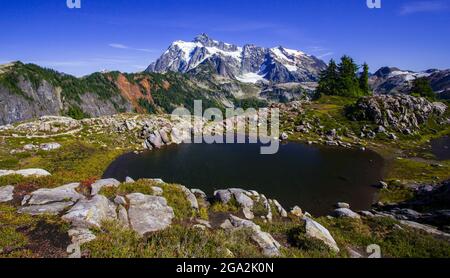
[0, 62, 225, 125]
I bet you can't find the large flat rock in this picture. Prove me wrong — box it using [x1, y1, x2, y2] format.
[24, 183, 84, 205]
[126, 193, 174, 236]
[62, 195, 117, 228]
[19, 201, 75, 215]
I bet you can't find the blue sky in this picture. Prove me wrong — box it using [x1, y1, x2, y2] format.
[0, 0, 449, 76]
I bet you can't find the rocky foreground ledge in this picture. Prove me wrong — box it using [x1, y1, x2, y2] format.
[1, 169, 449, 258]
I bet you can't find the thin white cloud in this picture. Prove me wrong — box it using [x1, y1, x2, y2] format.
[109, 43, 155, 53]
[317, 52, 334, 59]
[109, 43, 128, 49]
[307, 46, 328, 52]
[400, 1, 448, 15]
[305, 46, 333, 59]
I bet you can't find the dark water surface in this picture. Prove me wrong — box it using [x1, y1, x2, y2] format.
[103, 142, 386, 215]
[431, 135, 450, 160]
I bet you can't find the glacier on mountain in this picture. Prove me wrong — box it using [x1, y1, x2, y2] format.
[146, 34, 326, 84]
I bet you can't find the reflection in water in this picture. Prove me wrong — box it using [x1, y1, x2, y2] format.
[431, 136, 450, 161]
[103, 142, 385, 215]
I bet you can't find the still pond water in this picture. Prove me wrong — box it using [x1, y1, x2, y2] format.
[431, 135, 450, 160]
[103, 141, 386, 215]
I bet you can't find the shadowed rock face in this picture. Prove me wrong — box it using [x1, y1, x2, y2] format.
[0, 79, 62, 125]
[0, 74, 132, 125]
[0, 62, 228, 125]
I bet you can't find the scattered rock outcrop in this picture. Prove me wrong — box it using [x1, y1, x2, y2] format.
[374, 179, 450, 232]
[214, 188, 255, 210]
[214, 188, 258, 220]
[347, 95, 447, 134]
[13, 116, 80, 135]
[39, 142, 62, 151]
[22, 142, 61, 152]
[213, 188, 290, 221]
[11, 171, 450, 258]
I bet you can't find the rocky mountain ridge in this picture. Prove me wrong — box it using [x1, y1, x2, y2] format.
[369, 67, 450, 97]
[146, 34, 327, 84]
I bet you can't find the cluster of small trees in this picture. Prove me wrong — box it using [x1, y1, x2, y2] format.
[411, 77, 435, 100]
[316, 56, 371, 98]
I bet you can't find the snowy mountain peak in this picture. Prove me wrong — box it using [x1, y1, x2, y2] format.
[193, 33, 212, 43]
[146, 35, 326, 84]
[193, 33, 218, 46]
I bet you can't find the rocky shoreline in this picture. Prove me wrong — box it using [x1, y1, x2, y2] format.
[1, 169, 449, 258]
[1, 94, 448, 154]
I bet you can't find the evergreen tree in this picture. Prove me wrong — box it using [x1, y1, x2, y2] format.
[316, 59, 338, 97]
[359, 63, 370, 95]
[411, 77, 435, 100]
[316, 55, 371, 98]
[337, 55, 362, 97]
